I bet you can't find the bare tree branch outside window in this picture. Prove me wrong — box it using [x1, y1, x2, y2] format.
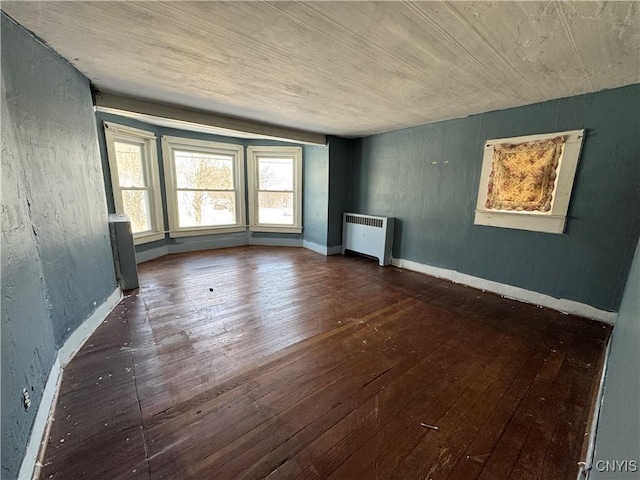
[175, 151, 236, 227]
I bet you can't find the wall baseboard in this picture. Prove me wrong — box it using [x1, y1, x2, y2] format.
[327, 245, 342, 256]
[17, 287, 122, 480]
[17, 358, 61, 480]
[392, 258, 617, 323]
[57, 288, 122, 367]
[577, 336, 614, 480]
[303, 241, 342, 256]
[170, 236, 248, 254]
[250, 237, 303, 248]
[135, 245, 169, 264]
[137, 236, 308, 263]
[303, 240, 328, 255]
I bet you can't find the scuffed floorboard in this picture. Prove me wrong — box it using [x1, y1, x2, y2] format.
[39, 247, 611, 480]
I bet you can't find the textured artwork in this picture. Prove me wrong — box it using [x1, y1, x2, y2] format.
[485, 136, 565, 212]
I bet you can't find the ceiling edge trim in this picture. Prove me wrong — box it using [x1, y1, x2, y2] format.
[94, 92, 327, 146]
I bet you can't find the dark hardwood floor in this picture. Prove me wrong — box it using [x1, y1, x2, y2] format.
[39, 247, 611, 479]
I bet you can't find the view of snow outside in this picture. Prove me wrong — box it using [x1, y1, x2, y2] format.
[258, 157, 294, 225]
[115, 141, 151, 233]
[175, 150, 236, 228]
[114, 145, 297, 232]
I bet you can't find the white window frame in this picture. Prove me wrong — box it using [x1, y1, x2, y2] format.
[247, 146, 303, 233]
[162, 136, 246, 238]
[104, 122, 165, 245]
[474, 129, 585, 234]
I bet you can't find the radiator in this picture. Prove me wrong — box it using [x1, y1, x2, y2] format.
[341, 213, 395, 266]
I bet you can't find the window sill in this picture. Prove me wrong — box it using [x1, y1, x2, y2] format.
[168, 226, 247, 238]
[133, 232, 166, 245]
[249, 226, 303, 234]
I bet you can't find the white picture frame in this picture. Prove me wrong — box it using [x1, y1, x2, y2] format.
[474, 129, 585, 234]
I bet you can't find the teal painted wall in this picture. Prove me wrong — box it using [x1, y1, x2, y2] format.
[590, 239, 640, 479]
[4, 12, 636, 478]
[302, 145, 329, 247]
[328, 136, 351, 248]
[1, 14, 117, 478]
[351, 85, 640, 311]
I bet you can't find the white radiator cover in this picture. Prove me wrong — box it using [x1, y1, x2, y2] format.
[341, 213, 395, 266]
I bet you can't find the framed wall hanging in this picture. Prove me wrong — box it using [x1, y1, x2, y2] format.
[474, 129, 585, 234]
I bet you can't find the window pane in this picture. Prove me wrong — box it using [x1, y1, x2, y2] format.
[258, 192, 294, 225]
[115, 142, 145, 187]
[175, 151, 234, 190]
[177, 191, 236, 228]
[258, 157, 293, 191]
[122, 189, 151, 233]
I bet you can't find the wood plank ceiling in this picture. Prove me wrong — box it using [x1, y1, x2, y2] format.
[2, 1, 638, 137]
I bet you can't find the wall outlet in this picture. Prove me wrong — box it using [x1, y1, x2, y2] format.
[22, 388, 31, 411]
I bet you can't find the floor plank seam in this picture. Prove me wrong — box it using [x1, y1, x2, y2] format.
[37, 247, 611, 480]
[126, 301, 153, 480]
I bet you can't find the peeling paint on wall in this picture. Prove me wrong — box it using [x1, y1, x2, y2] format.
[1, 13, 117, 478]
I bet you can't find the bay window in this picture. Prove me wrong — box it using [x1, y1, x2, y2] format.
[247, 146, 302, 233]
[162, 136, 245, 237]
[104, 122, 165, 244]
